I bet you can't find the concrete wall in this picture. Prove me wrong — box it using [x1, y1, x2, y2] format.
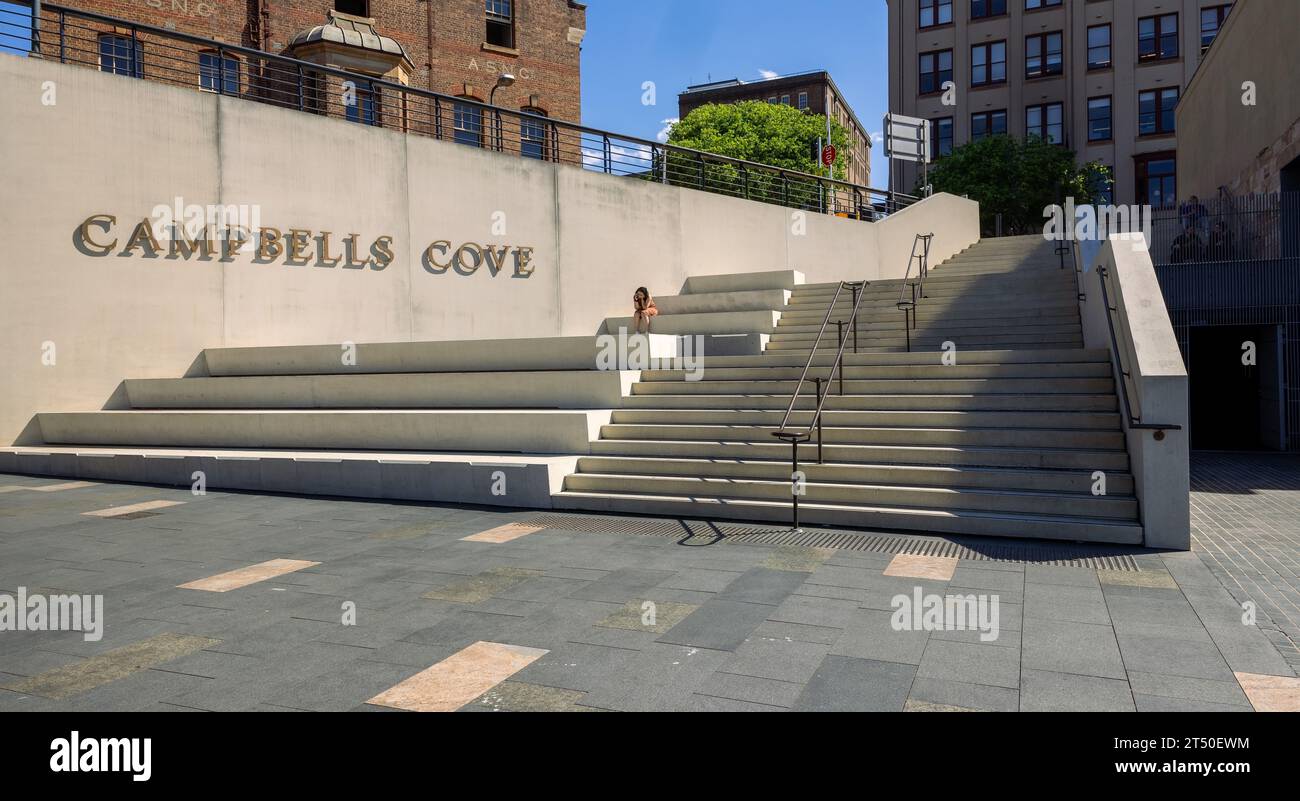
[1077, 235, 1190, 550]
[0, 55, 978, 445]
[1176, 0, 1300, 197]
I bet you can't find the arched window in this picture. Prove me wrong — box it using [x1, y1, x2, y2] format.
[98, 34, 141, 78]
[199, 50, 240, 95]
[520, 107, 548, 160]
[454, 97, 483, 147]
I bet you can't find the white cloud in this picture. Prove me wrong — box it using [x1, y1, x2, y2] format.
[759, 69, 779, 79]
[656, 118, 679, 143]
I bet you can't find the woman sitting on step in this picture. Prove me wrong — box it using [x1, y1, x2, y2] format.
[633, 287, 659, 334]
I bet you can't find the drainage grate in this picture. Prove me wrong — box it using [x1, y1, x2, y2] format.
[520, 513, 1145, 571]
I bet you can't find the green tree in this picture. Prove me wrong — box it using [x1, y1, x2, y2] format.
[659, 101, 854, 210]
[926, 135, 1113, 235]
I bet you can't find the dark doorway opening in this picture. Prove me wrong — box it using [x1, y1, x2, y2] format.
[1189, 324, 1286, 450]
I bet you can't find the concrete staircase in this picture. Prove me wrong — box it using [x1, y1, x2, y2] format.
[553, 236, 1144, 544]
[2, 237, 1145, 544]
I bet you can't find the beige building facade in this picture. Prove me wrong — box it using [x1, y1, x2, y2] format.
[1175, 0, 1300, 198]
[886, 0, 1236, 206]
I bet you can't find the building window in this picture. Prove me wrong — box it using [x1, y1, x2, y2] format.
[98, 34, 141, 77]
[971, 0, 1006, 20]
[1087, 96, 1112, 142]
[971, 109, 1007, 141]
[781, 94, 790, 105]
[334, 0, 368, 15]
[971, 41, 1006, 87]
[1025, 102, 1063, 145]
[486, 0, 515, 49]
[767, 97, 778, 104]
[1201, 5, 1232, 53]
[1139, 14, 1178, 62]
[199, 51, 239, 95]
[1136, 154, 1176, 208]
[919, 49, 952, 95]
[1087, 25, 1111, 70]
[931, 117, 953, 159]
[1025, 0, 1061, 8]
[1025, 32, 1063, 78]
[1138, 87, 1178, 136]
[919, 0, 952, 29]
[454, 99, 483, 146]
[797, 92, 809, 110]
[520, 108, 548, 160]
[346, 79, 378, 125]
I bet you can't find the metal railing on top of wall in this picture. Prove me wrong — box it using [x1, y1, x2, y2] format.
[0, 2, 917, 219]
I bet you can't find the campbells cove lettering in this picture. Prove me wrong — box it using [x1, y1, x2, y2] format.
[421, 241, 535, 278]
[75, 214, 395, 270]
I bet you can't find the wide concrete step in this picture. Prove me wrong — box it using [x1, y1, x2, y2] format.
[603, 310, 779, 336]
[765, 335, 1086, 351]
[683, 269, 804, 293]
[653, 289, 790, 315]
[790, 278, 1076, 300]
[123, 371, 637, 409]
[630, 377, 1113, 395]
[35, 410, 613, 454]
[609, 408, 1121, 430]
[775, 305, 1080, 324]
[552, 491, 1144, 545]
[588, 438, 1130, 471]
[201, 335, 679, 377]
[772, 321, 1082, 338]
[638, 362, 1111, 381]
[618, 393, 1119, 412]
[574, 455, 1135, 495]
[686, 348, 1109, 369]
[563, 472, 1137, 520]
[786, 288, 1074, 308]
[598, 423, 1125, 450]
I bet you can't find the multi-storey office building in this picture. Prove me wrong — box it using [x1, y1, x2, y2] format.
[678, 70, 873, 188]
[886, 0, 1233, 206]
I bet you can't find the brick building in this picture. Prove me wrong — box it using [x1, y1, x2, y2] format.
[678, 71, 873, 188]
[48, 0, 586, 124]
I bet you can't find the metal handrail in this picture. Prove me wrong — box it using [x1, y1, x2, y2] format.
[895, 233, 934, 353]
[1094, 258, 1182, 434]
[0, 2, 918, 218]
[771, 279, 870, 532]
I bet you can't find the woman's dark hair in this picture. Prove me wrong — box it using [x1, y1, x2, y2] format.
[635, 286, 650, 299]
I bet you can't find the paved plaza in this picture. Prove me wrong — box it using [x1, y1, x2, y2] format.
[1, 453, 1298, 713]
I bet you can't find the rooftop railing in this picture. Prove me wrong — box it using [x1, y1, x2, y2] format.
[0, 1, 915, 218]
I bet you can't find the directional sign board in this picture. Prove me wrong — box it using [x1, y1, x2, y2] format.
[884, 113, 930, 164]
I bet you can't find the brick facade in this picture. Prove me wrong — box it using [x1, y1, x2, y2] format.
[51, 0, 585, 123]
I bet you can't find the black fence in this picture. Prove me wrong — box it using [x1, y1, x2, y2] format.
[1150, 192, 1300, 267]
[0, 1, 913, 219]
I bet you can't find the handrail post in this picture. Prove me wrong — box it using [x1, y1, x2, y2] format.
[814, 378, 824, 465]
[790, 438, 801, 533]
[850, 283, 860, 354]
[602, 134, 611, 174]
[836, 320, 845, 396]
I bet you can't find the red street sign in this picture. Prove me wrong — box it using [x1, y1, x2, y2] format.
[821, 145, 837, 167]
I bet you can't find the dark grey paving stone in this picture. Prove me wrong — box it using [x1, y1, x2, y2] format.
[698, 672, 803, 709]
[1202, 622, 1297, 677]
[660, 568, 743, 593]
[715, 568, 808, 606]
[1160, 552, 1223, 588]
[1133, 694, 1252, 712]
[266, 659, 415, 712]
[1111, 619, 1214, 644]
[583, 644, 732, 712]
[916, 638, 1021, 689]
[510, 642, 642, 694]
[1023, 582, 1110, 625]
[1023, 618, 1126, 680]
[1024, 565, 1100, 588]
[655, 599, 772, 652]
[1115, 633, 1236, 682]
[907, 676, 1020, 712]
[719, 637, 830, 684]
[400, 610, 526, 647]
[1020, 669, 1135, 712]
[768, 594, 860, 629]
[1126, 670, 1253, 707]
[1104, 594, 1204, 629]
[680, 693, 786, 712]
[566, 568, 676, 603]
[792, 656, 916, 712]
[750, 620, 842, 646]
[829, 609, 930, 665]
[948, 566, 1025, 594]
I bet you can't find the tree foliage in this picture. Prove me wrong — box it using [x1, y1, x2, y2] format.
[926, 135, 1113, 235]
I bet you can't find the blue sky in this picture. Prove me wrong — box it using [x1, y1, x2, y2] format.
[579, 0, 892, 186]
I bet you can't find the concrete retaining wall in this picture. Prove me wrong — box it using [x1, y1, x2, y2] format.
[0, 55, 979, 444]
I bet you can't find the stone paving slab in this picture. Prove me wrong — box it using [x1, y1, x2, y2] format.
[2, 454, 1300, 712]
